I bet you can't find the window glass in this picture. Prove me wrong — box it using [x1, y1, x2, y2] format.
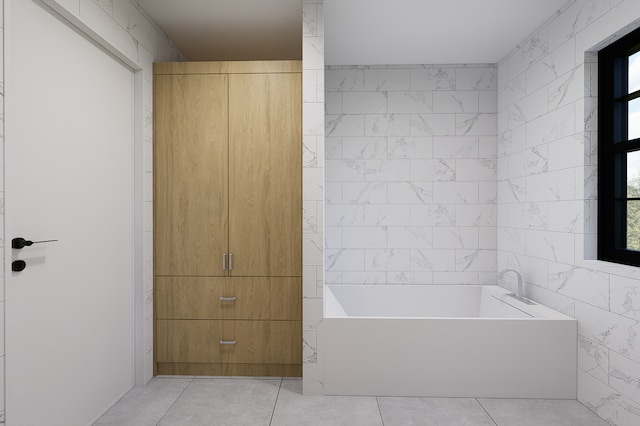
[628, 200, 640, 250]
[630, 51, 640, 93]
[630, 97, 640, 140]
[628, 150, 640, 196]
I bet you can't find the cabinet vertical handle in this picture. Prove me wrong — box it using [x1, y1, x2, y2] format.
[222, 253, 226, 271]
[229, 253, 233, 271]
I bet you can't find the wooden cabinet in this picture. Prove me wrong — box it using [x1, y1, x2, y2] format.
[153, 61, 302, 377]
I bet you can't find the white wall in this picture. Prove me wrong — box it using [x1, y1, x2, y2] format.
[324, 64, 497, 285]
[497, 0, 640, 424]
[301, 0, 325, 395]
[0, 0, 186, 419]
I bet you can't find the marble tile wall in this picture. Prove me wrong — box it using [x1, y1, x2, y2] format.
[4, 1, 186, 405]
[496, 0, 640, 424]
[325, 64, 498, 286]
[302, 0, 325, 395]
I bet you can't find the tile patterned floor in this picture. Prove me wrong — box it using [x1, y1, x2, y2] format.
[95, 377, 609, 426]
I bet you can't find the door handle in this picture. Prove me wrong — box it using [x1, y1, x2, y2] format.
[12, 237, 58, 249]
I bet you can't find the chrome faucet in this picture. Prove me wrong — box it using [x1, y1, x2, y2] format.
[497, 268, 524, 298]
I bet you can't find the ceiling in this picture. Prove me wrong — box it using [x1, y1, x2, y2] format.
[137, 0, 569, 64]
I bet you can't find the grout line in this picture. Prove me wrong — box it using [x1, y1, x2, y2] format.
[376, 396, 386, 426]
[155, 376, 195, 426]
[269, 377, 284, 426]
[475, 398, 499, 426]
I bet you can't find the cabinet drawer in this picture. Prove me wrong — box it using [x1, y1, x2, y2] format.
[156, 319, 301, 364]
[223, 277, 301, 320]
[156, 276, 301, 320]
[155, 277, 226, 319]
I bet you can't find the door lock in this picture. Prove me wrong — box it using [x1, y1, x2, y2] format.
[12, 260, 26, 272]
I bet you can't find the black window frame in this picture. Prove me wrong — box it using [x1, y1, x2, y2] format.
[598, 27, 640, 266]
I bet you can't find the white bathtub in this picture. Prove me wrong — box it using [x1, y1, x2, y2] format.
[324, 285, 576, 398]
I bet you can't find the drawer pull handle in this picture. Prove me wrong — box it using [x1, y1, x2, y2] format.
[219, 340, 236, 345]
[222, 253, 226, 271]
[220, 297, 237, 301]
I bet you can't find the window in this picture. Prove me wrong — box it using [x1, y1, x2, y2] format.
[598, 27, 640, 266]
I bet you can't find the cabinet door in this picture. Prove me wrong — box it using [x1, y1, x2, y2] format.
[155, 74, 229, 276]
[229, 73, 302, 276]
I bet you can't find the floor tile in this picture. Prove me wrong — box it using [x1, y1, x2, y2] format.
[158, 378, 281, 426]
[270, 379, 383, 426]
[378, 397, 497, 426]
[95, 377, 192, 426]
[477, 398, 610, 426]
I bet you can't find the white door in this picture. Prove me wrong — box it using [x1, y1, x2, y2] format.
[5, 0, 135, 424]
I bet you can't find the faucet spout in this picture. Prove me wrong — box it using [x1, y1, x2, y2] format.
[497, 268, 524, 298]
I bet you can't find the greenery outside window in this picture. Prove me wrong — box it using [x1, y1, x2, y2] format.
[598, 28, 640, 266]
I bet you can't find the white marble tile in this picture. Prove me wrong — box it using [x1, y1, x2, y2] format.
[548, 200, 584, 233]
[508, 202, 548, 230]
[410, 68, 456, 91]
[387, 227, 433, 249]
[576, 301, 640, 362]
[433, 227, 479, 249]
[410, 249, 456, 272]
[456, 204, 496, 227]
[387, 182, 432, 204]
[113, 0, 158, 55]
[324, 92, 342, 115]
[325, 205, 365, 226]
[411, 204, 456, 226]
[498, 227, 527, 255]
[548, 263, 609, 309]
[387, 91, 433, 113]
[387, 272, 433, 284]
[365, 114, 411, 136]
[326, 68, 365, 92]
[341, 137, 387, 159]
[410, 159, 456, 181]
[342, 92, 387, 114]
[456, 113, 497, 136]
[387, 137, 432, 158]
[325, 137, 342, 159]
[479, 91, 498, 113]
[611, 274, 640, 322]
[433, 182, 479, 204]
[527, 38, 577, 93]
[526, 168, 575, 202]
[342, 271, 387, 284]
[478, 227, 497, 250]
[433, 272, 480, 285]
[303, 266, 318, 298]
[508, 87, 548, 128]
[433, 91, 479, 113]
[365, 249, 410, 271]
[549, 0, 610, 51]
[509, 27, 549, 79]
[342, 227, 387, 249]
[497, 177, 526, 204]
[479, 182, 497, 204]
[364, 204, 411, 226]
[456, 67, 497, 90]
[325, 160, 364, 182]
[325, 249, 365, 271]
[456, 250, 497, 272]
[303, 234, 323, 266]
[324, 182, 342, 204]
[526, 103, 575, 147]
[548, 68, 582, 113]
[325, 114, 365, 137]
[303, 102, 325, 136]
[525, 229, 574, 264]
[364, 69, 410, 91]
[303, 298, 323, 330]
[456, 159, 497, 181]
[410, 114, 456, 136]
[578, 369, 640, 426]
[548, 133, 584, 171]
[302, 36, 324, 70]
[525, 283, 575, 317]
[342, 182, 387, 204]
[499, 74, 527, 112]
[365, 160, 411, 181]
[609, 350, 640, 405]
[302, 3, 317, 37]
[324, 226, 342, 249]
[432, 136, 479, 158]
